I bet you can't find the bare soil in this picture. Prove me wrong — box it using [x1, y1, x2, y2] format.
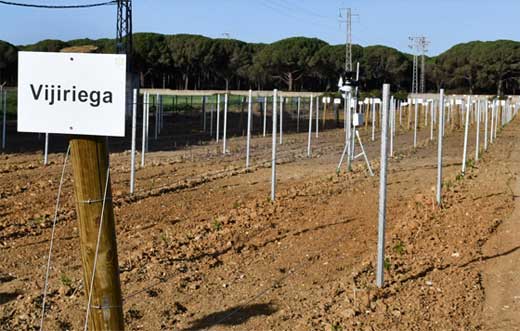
[1, 115, 518, 331]
[482, 126, 520, 331]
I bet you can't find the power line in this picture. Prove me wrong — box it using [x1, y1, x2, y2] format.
[259, 1, 304, 22]
[0, 0, 116, 9]
[274, 0, 334, 20]
[1, 0, 132, 70]
[259, 0, 337, 30]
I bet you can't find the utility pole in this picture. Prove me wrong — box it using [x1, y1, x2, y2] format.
[418, 37, 430, 93]
[116, 0, 132, 68]
[409, 36, 430, 93]
[420, 45, 426, 93]
[339, 8, 359, 72]
[408, 37, 418, 94]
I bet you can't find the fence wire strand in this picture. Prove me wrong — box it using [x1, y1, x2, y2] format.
[39, 144, 70, 331]
[83, 160, 112, 331]
[7, 96, 517, 330]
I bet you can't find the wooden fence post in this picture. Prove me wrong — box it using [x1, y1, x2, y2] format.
[70, 136, 124, 330]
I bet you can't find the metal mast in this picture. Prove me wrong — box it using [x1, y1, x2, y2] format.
[409, 36, 430, 93]
[117, 0, 133, 67]
[345, 8, 352, 72]
[420, 53, 426, 93]
[339, 8, 357, 72]
[409, 37, 418, 94]
[418, 37, 430, 93]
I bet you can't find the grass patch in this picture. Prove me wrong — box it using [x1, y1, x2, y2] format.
[384, 257, 392, 271]
[393, 241, 405, 255]
[466, 158, 475, 169]
[212, 220, 222, 231]
[60, 274, 72, 287]
[159, 233, 169, 245]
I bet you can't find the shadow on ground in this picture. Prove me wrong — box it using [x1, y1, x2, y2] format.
[0, 291, 21, 305]
[182, 303, 277, 331]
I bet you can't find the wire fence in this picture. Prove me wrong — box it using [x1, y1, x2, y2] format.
[5, 91, 519, 329]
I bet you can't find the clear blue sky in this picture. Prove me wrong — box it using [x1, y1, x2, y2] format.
[1, 0, 519, 55]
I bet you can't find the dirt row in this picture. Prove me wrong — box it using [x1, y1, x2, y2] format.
[0, 115, 514, 330]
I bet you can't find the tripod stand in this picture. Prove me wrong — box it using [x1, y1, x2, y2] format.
[336, 71, 374, 176]
[337, 115, 374, 176]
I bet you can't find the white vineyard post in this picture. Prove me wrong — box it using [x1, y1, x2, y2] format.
[271, 90, 278, 201]
[307, 94, 313, 157]
[436, 89, 445, 205]
[376, 84, 390, 288]
[246, 90, 253, 170]
[130, 89, 137, 193]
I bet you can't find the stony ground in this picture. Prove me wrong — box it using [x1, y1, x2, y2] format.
[1, 114, 518, 330]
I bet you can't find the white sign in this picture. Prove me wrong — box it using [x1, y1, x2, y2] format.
[18, 51, 127, 137]
[334, 98, 342, 104]
[322, 97, 331, 104]
[353, 113, 364, 127]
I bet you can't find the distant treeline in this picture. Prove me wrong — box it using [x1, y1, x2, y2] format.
[1, 33, 520, 95]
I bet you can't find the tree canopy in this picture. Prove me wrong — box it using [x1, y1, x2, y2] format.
[254, 37, 327, 91]
[2, 34, 520, 95]
[0, 40, 17, 85]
